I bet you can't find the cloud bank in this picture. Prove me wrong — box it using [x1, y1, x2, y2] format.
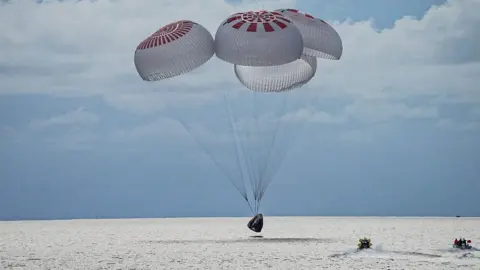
[0, 0, 479, 146]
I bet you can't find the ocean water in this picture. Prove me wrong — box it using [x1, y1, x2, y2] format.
[0, 217, 479, 269]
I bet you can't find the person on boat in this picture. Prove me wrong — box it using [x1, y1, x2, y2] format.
[358, 238, 371, 249]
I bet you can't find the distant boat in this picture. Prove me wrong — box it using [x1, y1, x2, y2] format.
[456, 215, 461, 218]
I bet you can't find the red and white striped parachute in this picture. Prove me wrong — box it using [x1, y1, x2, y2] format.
[214, 10, 303, 67]
[134, 20, 215, 81]
[276, 8, 343, 60]
[133, 9, 343, 91]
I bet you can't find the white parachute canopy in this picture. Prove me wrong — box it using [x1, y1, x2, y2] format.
[214, 10, 316, 92]
[229, 9, 344, 92]
[134, 20, 215, 81]
[214, 10, 304, 67]
[234, 54, 317, 92]
[276, 8, 343, 60]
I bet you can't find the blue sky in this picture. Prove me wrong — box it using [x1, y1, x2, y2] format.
[1, 0, 479, 220]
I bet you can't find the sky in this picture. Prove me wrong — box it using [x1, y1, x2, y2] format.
[0, 0, 479, 220]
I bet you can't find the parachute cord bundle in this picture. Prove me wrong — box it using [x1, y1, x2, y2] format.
[224, 90, 293, 215]
[163, 95, 253, 213]
[133, 7, 343, 218]
[224, 89, 317, 215]
[222, 92, 256, 215]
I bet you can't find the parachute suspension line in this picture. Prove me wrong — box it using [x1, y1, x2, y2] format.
[238, 92, 261, 203]
[222, 92, 247, 193]
[164, 102, 250, 203]
[266, 92, 293, 193]
[258, 110, 292, 200]
[245, 197, 254, 215]
[255, 91, 289, 203]
[246, 97, 261, 215]
[251, 93, 260, 200]
[227, 91, 267, 214]
[233, 90, 292, 214]
[258, 91, 317, 201]
[253, 91, 289, 205]
[253, 92, 268, 203]
[251, 92, 264, 205]
[224, 92, 258, 211]
[245, 91, 289, 213]
[253, 93, 270, 212]
[222, 92, 255, 215]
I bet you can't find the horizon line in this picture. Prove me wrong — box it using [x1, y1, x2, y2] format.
[1, 215, 477, 222]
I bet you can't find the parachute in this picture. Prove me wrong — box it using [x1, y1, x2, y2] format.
[133, 8, 343, 232]
[134, 20, 215, 81]
[214, 10, 304, 67]
[275, 9, 343, 60]
[234, 53, 317, 92]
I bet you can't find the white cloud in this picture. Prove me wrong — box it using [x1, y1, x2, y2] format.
[471, 107, 480, 117]
[435, 118, 454, 129]
[0, 0, 478, 129]
[313, 0, 480, 105]
[42, 127, 98, 151]
[435, 118, 479, 131]
[343, 100, 438, 124]
[282, 107, 347, 124]
[0, 126, 29, 144]
[282, 99, 438, 125]
[29, 107, 99, 130]
[110, 116, 246, 146]
[0, 126, 16, 137]
[461, 121, 480, 131]
[337, 129, 374, 144]
[110, 117, 187, 143]
[0, 0, 295, 96]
